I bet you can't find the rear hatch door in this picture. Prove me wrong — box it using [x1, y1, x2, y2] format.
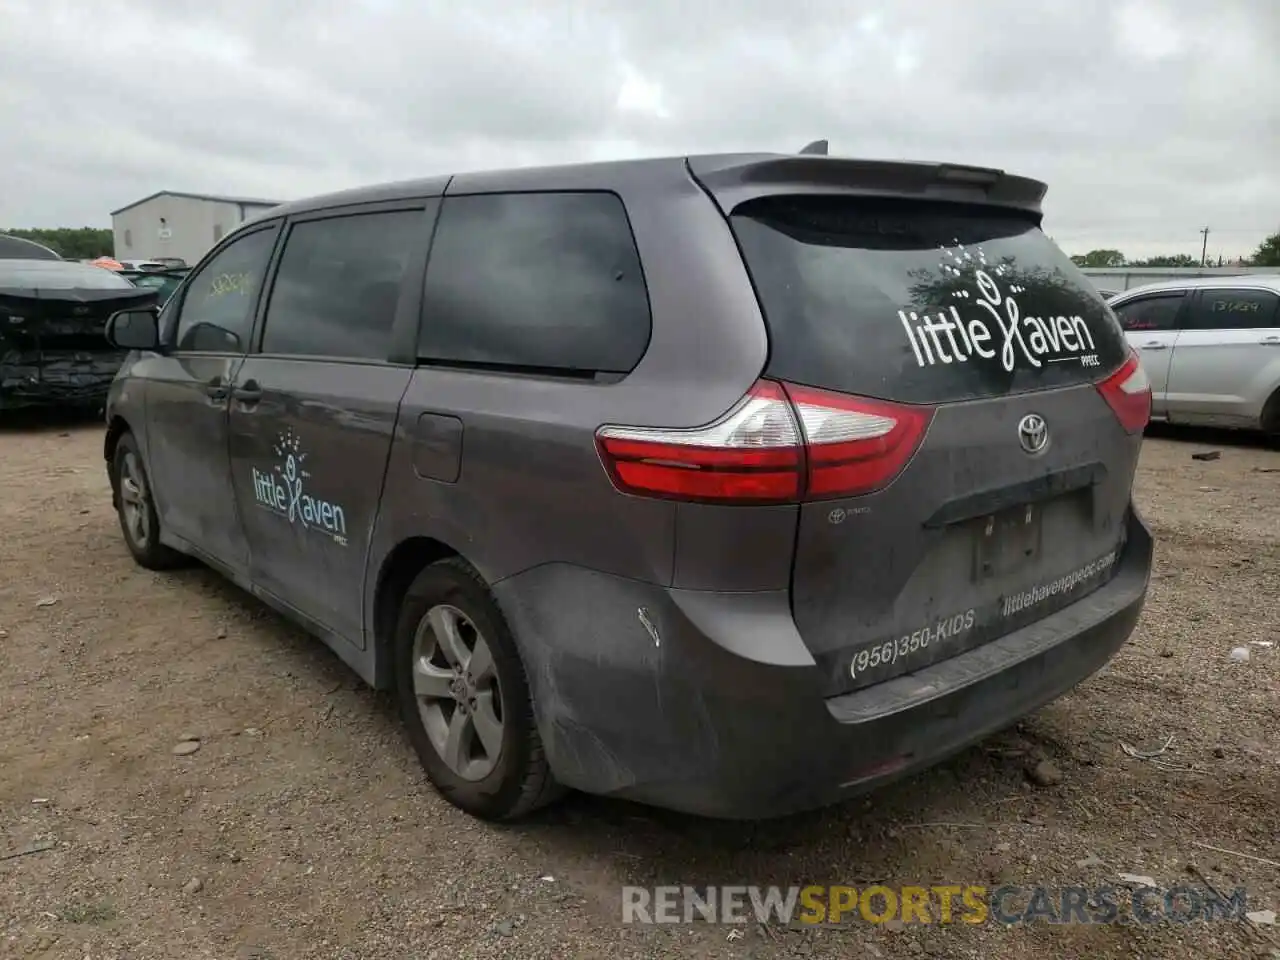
[693, 156, 1140, 697]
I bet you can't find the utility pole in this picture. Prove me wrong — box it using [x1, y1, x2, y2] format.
[1200, 226, 1210, 266]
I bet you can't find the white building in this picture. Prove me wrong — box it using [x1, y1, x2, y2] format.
[111, 191, 281, 266]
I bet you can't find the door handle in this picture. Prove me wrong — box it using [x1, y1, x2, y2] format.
[1140, 342, 1168, 350]
[233, 379, 263, 404]
[1261, 337, 1280, 347]
[204, 376, 228, 400]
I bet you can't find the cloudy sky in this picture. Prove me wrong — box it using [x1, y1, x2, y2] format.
[2, 0, 1276, 261]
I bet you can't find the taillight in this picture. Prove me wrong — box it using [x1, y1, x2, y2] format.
[595, 380, 933, 504]
[596, 381, 802, 503]
[783, 384, 934, 497]
[1097, 350, 1151, 434]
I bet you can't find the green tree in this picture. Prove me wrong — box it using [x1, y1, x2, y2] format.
[1248, 229, 1280, 267]
[0, 227, 114, 259]
[1129, 253, 1197, 268]
[1070, 249, 1126, 268]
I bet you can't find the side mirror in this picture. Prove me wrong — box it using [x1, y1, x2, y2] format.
[106, 306, 161, 351]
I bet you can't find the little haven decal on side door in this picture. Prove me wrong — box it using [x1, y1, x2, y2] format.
[898, 245, 1101, 372]
[251, 430, 349, 546]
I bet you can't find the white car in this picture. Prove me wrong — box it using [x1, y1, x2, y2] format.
[1108, 276, 1280, 436]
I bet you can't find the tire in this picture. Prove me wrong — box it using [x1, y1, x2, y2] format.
[111, 431, 186, 570]
[394, 557, 563, 820]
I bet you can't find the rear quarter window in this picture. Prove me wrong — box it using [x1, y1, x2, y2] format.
[1184, 289, 1280, 330]
[418, 191, 651, 375]
[730, 196, 1129, 404]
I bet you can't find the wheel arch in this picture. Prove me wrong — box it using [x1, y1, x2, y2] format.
[370, 535, 462, 689]
[104, 413, 132, 461]
[1262, 383, 1280, 435]
[104, 415, 134, 506]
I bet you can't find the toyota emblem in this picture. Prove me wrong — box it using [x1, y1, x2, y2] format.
[1017, 414, 1048, 455]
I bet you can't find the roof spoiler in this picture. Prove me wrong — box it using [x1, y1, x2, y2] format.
[688, 153, 1048, 218]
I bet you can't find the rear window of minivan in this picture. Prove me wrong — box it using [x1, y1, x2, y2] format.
[730, 196, 1128, 405]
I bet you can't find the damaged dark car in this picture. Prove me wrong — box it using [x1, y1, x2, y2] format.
[1, 259, 158, 414]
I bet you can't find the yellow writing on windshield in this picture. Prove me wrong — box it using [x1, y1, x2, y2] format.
[207, 272, 252, 298]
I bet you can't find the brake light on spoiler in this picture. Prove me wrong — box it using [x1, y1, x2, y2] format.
[596, 380, 934, 504]
[1096, 349, 1152, 434]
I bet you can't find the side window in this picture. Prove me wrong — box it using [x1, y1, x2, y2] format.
[419, 192, 651, 374]
[1185, 289, 1280, 331]
[1113, 293, 1184, 332]
[173, 227, 278, 353]
[260, 209, 423, 360]
[157, 287, 181, 342]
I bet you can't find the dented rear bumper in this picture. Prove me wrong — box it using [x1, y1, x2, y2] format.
[492, 508, 1152, 819]
[1, 288, 147, 412]
[0, 280, 154, 412]
[0, 351, 126, 410]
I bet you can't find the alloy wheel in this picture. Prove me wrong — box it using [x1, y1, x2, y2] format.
[411, 604, 504, 781]
[118, 451, 151, 549]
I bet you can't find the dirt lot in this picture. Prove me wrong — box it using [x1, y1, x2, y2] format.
[1, 421, 1278, 960]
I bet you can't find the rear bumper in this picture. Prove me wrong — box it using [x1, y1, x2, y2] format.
[493, 508, 1152, 820]
[0, 358, 122, 411]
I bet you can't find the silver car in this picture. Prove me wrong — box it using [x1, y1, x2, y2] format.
[1108, 276, 1280, 436]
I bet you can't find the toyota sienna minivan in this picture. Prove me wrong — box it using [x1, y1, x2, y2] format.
[102, 149, 1153, 821]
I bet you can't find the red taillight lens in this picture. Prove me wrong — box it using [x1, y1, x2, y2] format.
[596, 380, 933, 503]
[596, 381, 803, 503]
[1097, 350, 1151, 434]
[783, 384, 934, 498]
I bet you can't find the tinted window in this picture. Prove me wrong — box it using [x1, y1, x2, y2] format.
[0, 259, 134, 289]
[1113, 293, 1184, 332]
[419, 192, 651, 374]
[157, 287, 181, 342]
[260, 210, 422, 360]
[729, 196, 1129, 404]
[174, 227, 277, 353]
[1185, 289, 1280, 330]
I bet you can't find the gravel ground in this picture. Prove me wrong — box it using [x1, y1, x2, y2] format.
[1, 419, 1278, 960]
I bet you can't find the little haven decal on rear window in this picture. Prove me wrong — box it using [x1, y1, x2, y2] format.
[251, 430, 349, 546]
[898, 244, 1101, 373]
[727, 196, 1128, 405]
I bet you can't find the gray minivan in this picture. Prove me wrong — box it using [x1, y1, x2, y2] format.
[102, 150, 1154, 821]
